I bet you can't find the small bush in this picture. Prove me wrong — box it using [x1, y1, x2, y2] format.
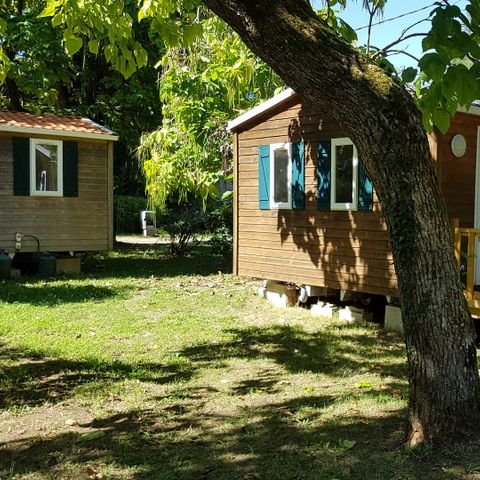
[158, 203, 207, 256]
[114, 196, 148, 234]
[157, 198, 233, 257]
[206, 197, 233, 257]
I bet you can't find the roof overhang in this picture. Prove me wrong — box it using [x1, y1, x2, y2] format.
[227, 88, 297, 132]
[227, 87, 480, 133]
[0, 117, 119, 141]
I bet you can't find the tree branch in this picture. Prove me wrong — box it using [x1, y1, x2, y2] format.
[372, 32, 428, 60]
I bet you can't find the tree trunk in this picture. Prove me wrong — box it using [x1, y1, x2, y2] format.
[202, 0, 480, 445]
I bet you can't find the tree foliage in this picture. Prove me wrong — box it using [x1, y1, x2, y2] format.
[0, 0, 165, 195]
[138, 12, 283, 208]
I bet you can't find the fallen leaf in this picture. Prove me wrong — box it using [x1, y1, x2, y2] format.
[392, 389, 403, 399]
[78, 430, 106, 442]
[65, 418, 78, 427]
[338, 439, 357, 449]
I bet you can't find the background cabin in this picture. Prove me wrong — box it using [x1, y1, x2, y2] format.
[0, 112, 117, 257]
[228, 89, 480, 306]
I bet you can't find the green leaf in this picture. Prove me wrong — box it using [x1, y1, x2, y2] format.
[64, 32, 83, 56]
[78, 430, 106, 442]
[418, 53, 446, 82]
[355, 382, 372, 389]
[38, 1, 57, 18]
[338, 439, 357, 449]
[432, 108, 451, 134]
[88, 39, 100, 55]
[401, 67, 417, 84]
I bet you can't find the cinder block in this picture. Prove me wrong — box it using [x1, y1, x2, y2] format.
[338, 306, 368, 323]
[263, 281, 298, 308]
[258, 287, 266, 298]
[304, 285, 328, 297]
[10, 268, 21, 278]
[310, 302, 336, 318]
[385, 305, 403, 335]
[56, 257, 81, 274]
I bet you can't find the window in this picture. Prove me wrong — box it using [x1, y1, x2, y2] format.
[270, 142, 292, 209]
[258, 141, 304, 211]
[30, 139, 63, 196]
[331, 138, 358, 210]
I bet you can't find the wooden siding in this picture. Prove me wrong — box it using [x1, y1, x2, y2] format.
[436, 112, 480, 228]
[0, 135, 111, 253]
[235, 99, 398, 296]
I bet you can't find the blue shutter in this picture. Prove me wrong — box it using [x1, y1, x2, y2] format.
[358, 159, 373, 211]
[13, 137, 30, 196]
[258, 145, 270, 210]
[291, 141, 305, 210]
[317, 140, 331, 211]
[63, 141, 78, 197]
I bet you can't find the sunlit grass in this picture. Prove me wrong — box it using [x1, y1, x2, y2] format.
[0, 245, 478, 480]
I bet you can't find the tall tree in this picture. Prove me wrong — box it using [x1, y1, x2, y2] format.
[27, 0, 480, 446]
[202, 0, 480, 446]
[0, 0, 164, 195]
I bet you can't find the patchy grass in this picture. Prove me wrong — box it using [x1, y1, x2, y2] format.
[0, 244, 478, 480]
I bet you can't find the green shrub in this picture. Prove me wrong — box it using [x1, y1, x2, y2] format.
[206, 197, 233, 257]
[114, 196, 147, 234]
[158, 203, 207, 256]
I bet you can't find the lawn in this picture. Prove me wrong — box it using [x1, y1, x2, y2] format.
[0, 244, 479, 480]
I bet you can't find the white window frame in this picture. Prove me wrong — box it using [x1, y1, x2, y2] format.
[30, 138, 63, 197]
[270, 142, 292, 209]
[331, 137, 358, 211]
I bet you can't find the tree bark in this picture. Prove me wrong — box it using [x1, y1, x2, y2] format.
[202, 0, 480, 445]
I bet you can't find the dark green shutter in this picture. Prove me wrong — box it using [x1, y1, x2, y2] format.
[258, 145, 270, 210]
[317, 140, 331, 211]
[358, 159, 373, 211]
[13, 137, 30, 196]
[63, 141, 78, 197]
[291, 141, 305, 210]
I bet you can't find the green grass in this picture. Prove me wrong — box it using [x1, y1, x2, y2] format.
[0, 244, 479, 480]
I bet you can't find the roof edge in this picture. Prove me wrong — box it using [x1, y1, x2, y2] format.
[227, 88, 296, 132]
[0, 125, 119, 141]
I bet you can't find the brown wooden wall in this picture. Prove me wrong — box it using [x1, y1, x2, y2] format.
[0, 134, 113, 253]
[436, 112, 480, 228]
[234, 98, 397, 296]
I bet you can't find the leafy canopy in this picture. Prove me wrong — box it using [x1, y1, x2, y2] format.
[138, 12, 283, 207]
[2, 0, 480, 204]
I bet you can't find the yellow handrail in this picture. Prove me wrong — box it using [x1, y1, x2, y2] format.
[453, 222, 480, 300]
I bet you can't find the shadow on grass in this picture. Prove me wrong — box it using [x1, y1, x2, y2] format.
[0, 343, 194, 410]
[2, 391, 476, 480]
[179, 324, 408, 380]
[0, 331, 475, 479]
[0, 283, 126, 306]
[99, 244, 232, 279]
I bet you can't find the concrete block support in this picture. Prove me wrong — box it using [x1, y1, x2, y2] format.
[384, 305, 403, 335]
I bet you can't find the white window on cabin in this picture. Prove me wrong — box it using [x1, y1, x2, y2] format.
[331, 138, 358, 211]
[30, 139, 63, 196]
[270, 142, 292, 209]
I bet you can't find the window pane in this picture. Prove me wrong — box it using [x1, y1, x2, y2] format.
[273, 148, 289, 204]
[35, 143, 58, 192]
[335, 144, 353, 203]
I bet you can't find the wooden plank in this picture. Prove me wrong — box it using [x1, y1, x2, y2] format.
[107, 141, 114, 250]
[466, 231, 476, 299]
[233, 132, 239, 275]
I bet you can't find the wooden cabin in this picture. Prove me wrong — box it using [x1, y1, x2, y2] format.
[228, 89, 480, 311]
[0, 112, 117, 256]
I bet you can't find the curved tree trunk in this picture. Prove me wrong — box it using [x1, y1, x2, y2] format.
[202, 0, 480, 445]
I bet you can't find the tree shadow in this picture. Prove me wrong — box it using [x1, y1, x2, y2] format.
[0, 283, 125, 305]
[95, 244, 232, 280]
[178, 324, 408, 381]
[2, 391, 475, 480]
[0, 343, 194, 410]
